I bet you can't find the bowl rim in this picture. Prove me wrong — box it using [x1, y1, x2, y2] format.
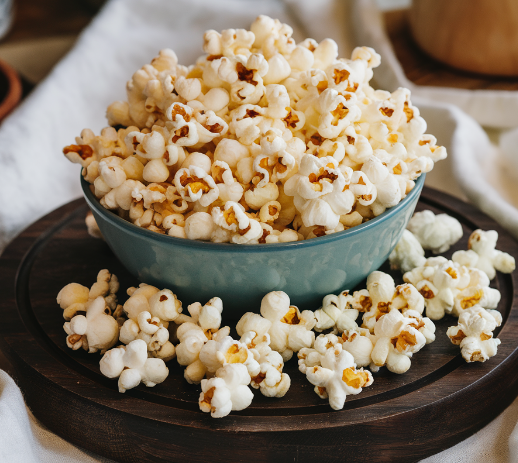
[82, 172, 425, 252]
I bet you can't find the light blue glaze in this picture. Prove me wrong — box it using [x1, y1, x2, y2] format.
[82, 174, 425, 319]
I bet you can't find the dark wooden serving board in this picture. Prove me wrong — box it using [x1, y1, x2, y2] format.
[1, 187, 518, 463]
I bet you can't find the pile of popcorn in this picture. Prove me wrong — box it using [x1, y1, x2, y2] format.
[64, 15, 446, 244]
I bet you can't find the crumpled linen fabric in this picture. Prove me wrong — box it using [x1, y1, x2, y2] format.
[0, 0, 516, 461]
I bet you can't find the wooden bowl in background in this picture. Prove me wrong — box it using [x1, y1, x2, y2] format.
[409, 0, 518, 77]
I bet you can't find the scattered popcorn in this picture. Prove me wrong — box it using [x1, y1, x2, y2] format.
[260, 291, 316, 361]
[123, 283, 182, 323]
[119, 310, 176, 361]
[452, 229, 516, 280]
[389, 229, 426, 273]
[199, 363, 254, 418]
[100, 339, 169, 393]
[406, 210, 463, 254]
[339, 329, 375, 367]
[305, 343, 373, 410]
[63, 295, 120, 354]
[66, 16, 446, 244]
[369, 309, 426, 374]
[313, 290, 359, 333]
[85, 211, 103, 239]
[404, 257, 501, 320]
[57, 269, 120, 321]
[446, 305, 502, 363]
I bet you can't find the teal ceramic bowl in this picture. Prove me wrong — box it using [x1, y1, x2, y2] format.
[82, 174, 425, 318]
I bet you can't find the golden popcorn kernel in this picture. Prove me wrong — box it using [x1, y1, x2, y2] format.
[225, 344, 248, 363]
[179, 173, 211, 194]
[201, 386, 216, 410]
[376, 301, 391, 320]
[238, 224, 251, 236]
[468, 232, 482, 249]
[63, 144, 93, 160]
[223, 208, 239, 226]
[342, 332, 357, 343]
[388, 134, 398, 144]
[172, 125, 190, 143]
[445, 267, 458, 279]
[333, 68, 350, 85]
[212, 165, 227, 183]
[345, 83, 358, 93]
[283, 108, 300, 129]
[236, 63, 257, 86]
[470, 351, 484, 362]
[170, 104, 191, 122]
[159, 295, 168, 302]
[403, 101, 414, 122]
[342, 367, 369, 389]
[245, 108, 261, 118]
[346, 135, 355, 145]
[252, 372, 266, 385]
[68, 334, 83, 345]
[308, 167, 339, 190]
[419, 285, 435, 299]
[460, 289, 484, 310]
[331, 103, 349, 126]
[480, 333, 492, 341]
[268, 205, 279, 216]
[317, 80, 328, 94]
[380, 107, 394, 117]
[393, 164, 403, 175]
[275, 160, 288, 174]
[409, 317, 425, 330]
[358, 177, 366, 186]
[281, 306, 301, 325]
[391, 330, 418, 352]
[359, 295, 373, 312]
[205, 123, 224, 134]
[206, 54, 223, 61]
[258, 229, 270, 243]
[419, 139, 431, 146]
[310, 133, 324, 146]
[361, 194, 372, 201]
[313, 226, 326, 237]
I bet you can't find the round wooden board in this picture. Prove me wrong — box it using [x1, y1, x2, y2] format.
[1, 187, 518, 463]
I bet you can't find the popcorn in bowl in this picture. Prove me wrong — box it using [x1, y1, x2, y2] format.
[66, 15, 446, 245]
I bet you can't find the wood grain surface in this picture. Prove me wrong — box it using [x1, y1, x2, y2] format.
[384, 8, 518, 90]
[1, 187, 517, 463]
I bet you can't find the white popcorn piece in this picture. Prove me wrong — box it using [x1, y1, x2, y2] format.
[339, 329, 374, 367]
[85, 211, 103, 239]
[63, 296, 119, 354]
[100, 340, 169, 393]
[313, 290, 359, 333]
[260, 291, 316, 361]
[389, 229, 426, 273]
[452, 229, 516, 280]
[119, 311, 176, 361]
[305, 343, 373, 410]
[452, 268, 501, 317]
[248, 344, 290, 398]
[297, 333, 340, 374]
[447, 305, 502, 363]
[407, 210, 463, 254]
[123, 283, 182, 324]
[370, 309, 426, 374]
[199, 363, 254, 418]
[357, 271, 396, 332]
[174, 166, 219, 207]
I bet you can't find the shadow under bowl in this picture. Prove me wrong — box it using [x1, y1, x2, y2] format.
[82, 174, 424, 318]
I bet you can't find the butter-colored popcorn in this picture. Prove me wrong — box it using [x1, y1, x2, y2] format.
[452, 229, 516, 280]
[57, 269, 120, 321]
[370, 309, 426, 374]
[305, 343, 373, 410]
[447, 305, 502, 363]
[63, 296, 119, 354]
[67, 15, 446, 244]
[100, 339, 169, 393]
[389, 229, 426, 273]
[260, 291, 316, 361]
[119, 311, 176, 361]
[199, 363, 254, 418]
[313, 290, 359, 333]
[407, 210, 463, 254]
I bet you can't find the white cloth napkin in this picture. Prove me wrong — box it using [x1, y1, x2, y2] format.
[0, 0, 517, 461]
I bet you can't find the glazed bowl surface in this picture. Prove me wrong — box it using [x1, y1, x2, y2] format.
[82, 174, 425, 318]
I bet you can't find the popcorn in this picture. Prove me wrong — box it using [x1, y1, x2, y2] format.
[66, 16, 446, 244]
[85, 211, 103, 239]
[100, 339, 169, 393]
[407, 210, 463, 254]
[447, 305, 502, 363]
[305, 343, 373, 410]
[313, 290, 359, 333]
[57, 269, 120, 321]
[260, 291, 316, 361]
[452, 229, 516, 280]
[63, 296, 120, 354]
[199, 363, 254, 418]
[370, 309, 426, 374]
[123, 283, 182, 323]
[389, 229, 426, 273]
